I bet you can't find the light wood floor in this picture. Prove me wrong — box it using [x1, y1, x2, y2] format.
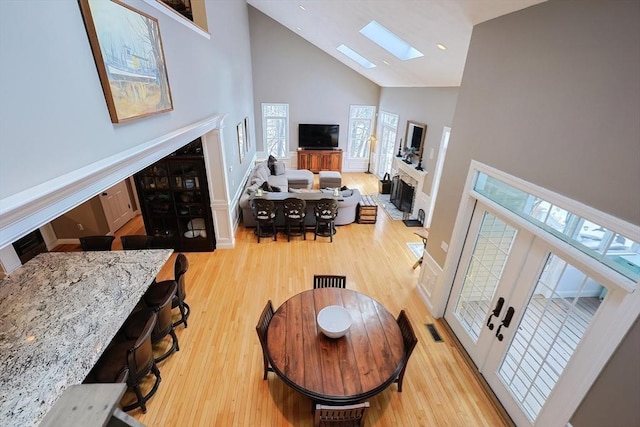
[56, 173, 511, 426]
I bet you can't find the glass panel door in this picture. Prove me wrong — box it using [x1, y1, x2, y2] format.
[445, 202, 534, 364]
[375, 111, 399, 178]
[484, 250, 605, 426]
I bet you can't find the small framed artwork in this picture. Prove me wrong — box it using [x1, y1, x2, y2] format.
[237, 122, 245, 163]
[78, 0, 173, 123]
[244, 116, 250, 152]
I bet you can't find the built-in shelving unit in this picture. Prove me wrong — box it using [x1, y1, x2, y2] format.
[134, 138, 215, 252]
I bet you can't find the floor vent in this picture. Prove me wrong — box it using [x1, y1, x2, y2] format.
[426, 323, 444, 342]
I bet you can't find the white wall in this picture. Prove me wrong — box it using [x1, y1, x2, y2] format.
[248, 6, 380, 165]
[0, 0, 256, 246]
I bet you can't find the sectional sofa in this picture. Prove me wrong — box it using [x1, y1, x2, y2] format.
[238, 158, 361, 227]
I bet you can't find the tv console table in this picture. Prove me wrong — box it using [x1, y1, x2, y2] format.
[297, 149, 342, 173]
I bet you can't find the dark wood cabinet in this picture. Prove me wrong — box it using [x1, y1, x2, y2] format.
[134, 139, 215, 252]
[297, 149, 342, 173]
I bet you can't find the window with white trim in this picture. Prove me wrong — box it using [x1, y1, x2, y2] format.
[261, 103, 289, 158]
[347, 105, 376, 159]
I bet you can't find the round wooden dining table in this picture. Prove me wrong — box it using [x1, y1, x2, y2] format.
[266, 287, 405, 405]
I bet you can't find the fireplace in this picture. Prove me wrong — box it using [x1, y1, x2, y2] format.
[390, 175, 416, 215]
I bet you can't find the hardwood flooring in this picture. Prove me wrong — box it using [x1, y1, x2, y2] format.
[55, 172, 511, 426]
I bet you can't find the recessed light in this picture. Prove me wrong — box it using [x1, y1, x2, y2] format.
[298, 5, 306, 11]
[383, 60, 390, 65]
[337, 44, 376, 69]
[360, 21, 423, 61]
[296, 26, 302, 31]
[436, 43, 447, 51]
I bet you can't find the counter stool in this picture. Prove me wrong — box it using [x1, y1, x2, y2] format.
[283, 197, 307, 241]
[319, 171, 342, 189]
[91, 313, 161, 413]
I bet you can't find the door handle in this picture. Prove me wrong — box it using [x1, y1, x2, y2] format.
[486, 297, 505, 330]
[102, 192, 108, 196]
[495, 306, 515, 341]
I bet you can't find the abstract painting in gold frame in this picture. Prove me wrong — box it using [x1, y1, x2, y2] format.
[79, 0, 173, 123]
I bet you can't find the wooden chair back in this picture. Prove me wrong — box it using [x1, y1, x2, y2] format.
[395, 310, 418, 392]
[314, 402, 370, 427]
[121, 235, 153, 250]
[79, 235, 115, 251]
[255, 300, 274, 379]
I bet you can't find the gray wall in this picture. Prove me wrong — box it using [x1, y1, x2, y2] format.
[248, 6, 380, 156]
[378, 87, 458, 194]
[428, 0, 640, 266]
[0, 0, 256, 206]
[427, 0, 640, 424]
[570, 316, 640, 427]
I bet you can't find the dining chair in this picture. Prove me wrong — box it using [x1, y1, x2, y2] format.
[255, 300, 275, 380]
[79, 235, 115, 251]
[282, 197, 307, 241]
[313, 402, 370, 427]
[91, 312, 161, 413]
[395, 310, 418, 392]
[144, 253, 191, 328]
[313, 275, 346, 289]
[250, 198, 277, 242]
[128, 281, 180, 363]
[121, 235, 154, 250]
[314, 199, 339, 242]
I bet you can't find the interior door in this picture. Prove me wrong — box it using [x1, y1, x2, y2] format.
[99, 180, 134, 233]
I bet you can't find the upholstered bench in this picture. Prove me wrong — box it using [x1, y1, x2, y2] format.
[319, 171, 342, 188]
[286, 169, 314, 189]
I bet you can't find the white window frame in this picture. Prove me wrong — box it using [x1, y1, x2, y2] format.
[261, 103, 289, 159]
[347, 105, 376, 160]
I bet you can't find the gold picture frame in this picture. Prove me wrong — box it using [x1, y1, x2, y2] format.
[79, 0, 173, 123]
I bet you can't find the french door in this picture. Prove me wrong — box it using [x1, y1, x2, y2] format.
[445, 202, 606, 425]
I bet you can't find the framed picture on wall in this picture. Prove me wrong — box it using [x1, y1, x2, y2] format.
[79, 0, 173, 123]
[237, 122, 245, 163]
[244, 116, 250, 153]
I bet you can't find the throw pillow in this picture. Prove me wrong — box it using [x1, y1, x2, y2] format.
[267, 155, 277, 175]
[273, 160, 286, 175]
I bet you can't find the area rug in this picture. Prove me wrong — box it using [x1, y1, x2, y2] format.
[375, 194, 421, 227]
[406, 242, 424, 259]
[375, 194, 405, 220]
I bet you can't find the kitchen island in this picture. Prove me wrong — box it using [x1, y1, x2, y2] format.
[0, 249, 173, 426]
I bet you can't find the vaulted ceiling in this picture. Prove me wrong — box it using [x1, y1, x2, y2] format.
[247, 0, 547, 87]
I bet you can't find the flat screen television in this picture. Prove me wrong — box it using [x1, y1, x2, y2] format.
[298, 124, 339, 150]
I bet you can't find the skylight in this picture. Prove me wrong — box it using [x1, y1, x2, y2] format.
[336, 44, 376, 69]
[360, 21, 423, 61]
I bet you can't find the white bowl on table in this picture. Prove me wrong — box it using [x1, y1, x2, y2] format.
[317, 305, 352, 339]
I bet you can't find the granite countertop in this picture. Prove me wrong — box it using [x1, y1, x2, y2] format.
[0, 249, 173, 427]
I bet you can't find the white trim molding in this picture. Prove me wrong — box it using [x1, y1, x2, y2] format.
[140, 0, 210, 39]
[0, 115, 225, 251]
